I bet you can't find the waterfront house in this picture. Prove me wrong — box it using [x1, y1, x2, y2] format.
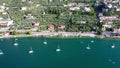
[3, 31, 10, 36]
[102, 8, 109, 13]
[64, 2, 87, 8]
[100, 16, 118, 21]
[113, 28, 120, 33]
[0, 17, 3, 20]
[111, 0, 119, 3]
[67, 2, 77, 7]
[34, 3, 40, 8]
[80, 21, 87, 24]
[0, 5, 5, 12]
[58, 25, 65, 30]
[109, 32, 119, 36]
[103, 24, 112, 28]
[0, 19, 13, 27]
[20, 6, 28, 11]
[24, 14, 35, 19]
[104, 0, 119, 3]
[2, 11, 7, 15]
[48, 0, 53, 2]
[98, 13, 104, 17]
[104, 20, 113, 24]
[48, 25, 54, 32]
[69, 7, 80, 11]
[31, 21, 39, 31]
[116, 7, 120, 12]
[64, 2, 77, 7]
[0, 23, 7, 27]
[84, 6, 91, 12]
[77, 3, 85, 7]
[22, 0, 26, 2]
[107, 4, 112, 8]
[32, 21, 39, 27]
[27, 0, 32, 2]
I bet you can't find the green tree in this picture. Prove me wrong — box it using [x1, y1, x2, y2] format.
[97, 29, 102, 35]
[12, 31, 18, 35]
[26, 31, 32, 35]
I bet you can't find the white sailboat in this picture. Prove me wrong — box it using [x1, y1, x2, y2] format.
[0, 49, 4, 55]
[43, 39, 47, 45]
[111, 43, 115, 48]
[29, 47, 34, 54]
[14, 42, 18, 46]
[13, 38, 19, 46]
[56, 45, 61, 52]
[86, 44, 91, 50]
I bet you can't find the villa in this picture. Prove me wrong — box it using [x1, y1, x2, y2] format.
[98, 13, 103, 17]
[0, 19, 13, 27]
[32, 22, 39, 27]
[69, 7, 80, 11]
[104, 20, 113, 24]
[105, 0, 120, 3]
[0, 5, 6, 12]
[24, 14, 35, 19]
[20, 6, 28, 11]
[116, 7, 120, 12]
[100, 16, 118, 21]
[3, 31, 10, 36]
[64, 2, 77, 7]
[84, 6, 91, 12]
[58, 25, 65, 30]
[48, 25, 54, 32]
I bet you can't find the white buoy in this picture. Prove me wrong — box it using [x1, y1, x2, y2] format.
[108, 59, 112, 62]
[0, 49, 4, 55]
[80, 42, 84, 43]
[91, 40, 94, 43]
[112, 61, 116, 64]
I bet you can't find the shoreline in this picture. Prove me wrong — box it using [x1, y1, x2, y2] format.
[0, 32, 120, 39]
[0, 32, 96, 39]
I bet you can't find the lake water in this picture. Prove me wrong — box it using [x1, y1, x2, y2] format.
[0, 37, 120, 68]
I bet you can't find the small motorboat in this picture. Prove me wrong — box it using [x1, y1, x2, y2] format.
[43, 41, 47, 45]
[111, 44, 115, 48]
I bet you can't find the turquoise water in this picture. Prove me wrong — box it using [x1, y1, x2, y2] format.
[0, 37, 120, 68]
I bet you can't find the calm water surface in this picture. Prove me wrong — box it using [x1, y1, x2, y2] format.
[0, 37, 120, 68]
